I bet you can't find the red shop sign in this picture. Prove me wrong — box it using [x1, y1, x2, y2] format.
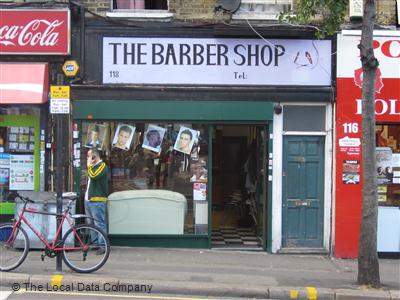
[0, 9, 70, 55]
[334, 32, 400, 258]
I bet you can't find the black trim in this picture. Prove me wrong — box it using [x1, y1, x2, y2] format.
[71, 85, 333, 102]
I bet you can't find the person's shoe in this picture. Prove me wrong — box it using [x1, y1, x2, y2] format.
[96, 248, 106, 255]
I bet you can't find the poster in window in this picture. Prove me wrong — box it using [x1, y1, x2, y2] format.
[84, 124, 106, 150]
[190, 157, 208, 183]
[9, 154, 34, 190]
[376, 147, 393, 184]
[112, 124, 135, 151]
[6, 127, 34, 153]
[0, 153, 10, 169]
[8, 143, 18, 150]
[0, 169, 9, 184]
[342, 160, 360, 184]
[193, 182, 207, 201]
[142, 124, 166, 153]
[174, 126, 199, 155]
[8, 134, 17, 142]
[9, 127, 19, 134]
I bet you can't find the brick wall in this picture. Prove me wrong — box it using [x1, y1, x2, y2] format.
[83, 0, 110, 15]
[6, 0, 398, 26]
[376, 0, 397, 25]
[169, 0, 218, 22]
[10, 0, 68, 2]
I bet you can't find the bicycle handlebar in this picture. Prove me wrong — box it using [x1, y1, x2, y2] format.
[13, 191, 78, 206]
[14, 191, 35, 204]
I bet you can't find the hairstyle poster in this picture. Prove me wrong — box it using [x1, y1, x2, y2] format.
[174, 126, 198, 155]
[84, 123, 106, 150]
[112, 124, 135, 151]
[142, 124, 166, 153]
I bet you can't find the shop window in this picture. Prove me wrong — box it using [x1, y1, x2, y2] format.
[283, 105, 326, 132]
[376, 124, 400, 207]
[233, 0, 294, 20]
[0, 106, 41, 199]
[79, 121, 209, 235]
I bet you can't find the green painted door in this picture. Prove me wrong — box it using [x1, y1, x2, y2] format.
[282, 136, 324, 248]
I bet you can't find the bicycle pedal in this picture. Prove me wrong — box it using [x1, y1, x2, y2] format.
[41, 254, 45, 261]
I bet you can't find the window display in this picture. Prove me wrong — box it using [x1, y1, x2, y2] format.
[6, 127, 35, 152]
[80, 121, 209, 235]
[376, 124, 400, 207]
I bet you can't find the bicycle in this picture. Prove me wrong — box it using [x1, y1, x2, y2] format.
[0, 192, 110, 273]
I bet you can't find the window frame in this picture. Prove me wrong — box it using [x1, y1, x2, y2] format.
[106, 0, 173, 20]
[232, 0, 294, 21]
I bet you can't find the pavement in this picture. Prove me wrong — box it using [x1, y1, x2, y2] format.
[0, 247, 399, 299]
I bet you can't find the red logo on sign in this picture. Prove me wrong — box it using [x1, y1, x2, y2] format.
[354, 67, 384, 93]
[0, 10, 69, 55]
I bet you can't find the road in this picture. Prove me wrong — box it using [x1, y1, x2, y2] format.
[1, 290, 261, 300]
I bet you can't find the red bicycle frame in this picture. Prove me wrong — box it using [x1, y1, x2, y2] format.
[10, 203, 86, 252]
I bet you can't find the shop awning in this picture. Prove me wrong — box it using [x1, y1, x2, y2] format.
[0, 63, 49, 104]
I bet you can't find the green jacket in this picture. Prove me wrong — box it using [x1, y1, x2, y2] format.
[87, 161, 109, 201]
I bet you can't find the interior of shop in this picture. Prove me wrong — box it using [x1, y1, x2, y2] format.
[211, 125, 267, 249]
[375, 123, 400, 255]
[376, 123, 400, 206]
[79, 121, 210, 236]
[77, 122, 268, 247]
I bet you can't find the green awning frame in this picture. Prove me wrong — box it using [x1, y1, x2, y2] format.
[73, 100, 273, 121]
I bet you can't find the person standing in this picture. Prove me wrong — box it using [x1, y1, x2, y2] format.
[85, 148, 109, 254]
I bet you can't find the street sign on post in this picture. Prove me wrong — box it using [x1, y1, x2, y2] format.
[50, 86, 70, 114]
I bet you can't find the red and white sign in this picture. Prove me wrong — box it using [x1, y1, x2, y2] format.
[0, 9, 70, 55]
[335, 31, 400, 258]
[0, 63, 49, 104]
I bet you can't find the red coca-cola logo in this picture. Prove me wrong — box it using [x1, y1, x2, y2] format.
[354, 67, 384, 93]
[0, 10, 69, 55]
[0, 19, 63, 47]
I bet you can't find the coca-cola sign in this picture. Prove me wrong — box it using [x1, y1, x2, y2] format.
[0, 9, 70, 55]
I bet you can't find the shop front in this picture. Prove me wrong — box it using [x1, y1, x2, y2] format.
[0, 9, 70, 199]
[71, 30, 333, 251]
[335, 31, 400, 258]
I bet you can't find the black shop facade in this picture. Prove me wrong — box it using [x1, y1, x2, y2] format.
[71, 23, 333, 252]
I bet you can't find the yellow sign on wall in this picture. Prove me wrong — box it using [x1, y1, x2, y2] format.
[50, 86, 70, 99]
[62, 60, 79, 77]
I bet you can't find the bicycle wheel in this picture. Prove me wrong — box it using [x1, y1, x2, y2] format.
[62, 224, 110, 273]
[0, 223, 29, 271]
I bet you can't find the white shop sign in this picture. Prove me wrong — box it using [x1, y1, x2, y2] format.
[103, 37, 332, 86]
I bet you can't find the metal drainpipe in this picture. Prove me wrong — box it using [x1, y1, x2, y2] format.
[79, 2, 85, 81]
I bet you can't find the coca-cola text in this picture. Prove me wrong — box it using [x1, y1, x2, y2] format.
[0, 19, 63, 47]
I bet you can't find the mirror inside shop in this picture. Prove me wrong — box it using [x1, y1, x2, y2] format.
[79, 122, 209, 235]
[376, 124, 400, 206]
